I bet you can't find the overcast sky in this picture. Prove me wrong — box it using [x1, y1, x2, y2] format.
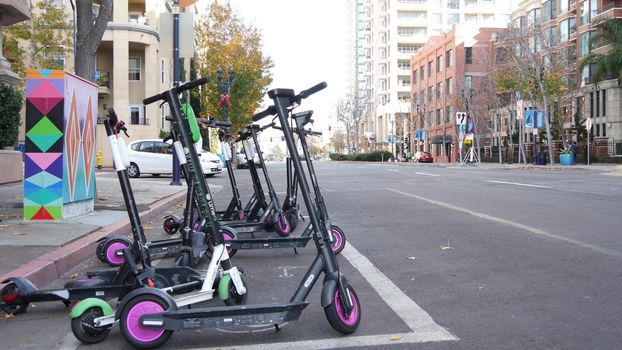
[227, 0, 350, 133]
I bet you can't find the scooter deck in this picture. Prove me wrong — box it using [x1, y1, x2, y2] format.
[142, 301, 308, 330]
[229, 236, 312, 249]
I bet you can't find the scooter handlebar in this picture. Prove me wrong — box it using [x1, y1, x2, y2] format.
[143, 77, 210, 105]
[251, 105, 276, 122]
[294, 82, 326, 102]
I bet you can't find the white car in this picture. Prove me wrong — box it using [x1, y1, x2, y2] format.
[126, 139, 223, 178]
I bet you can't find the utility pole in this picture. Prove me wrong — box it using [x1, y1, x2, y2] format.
[170, 0, 182, 186]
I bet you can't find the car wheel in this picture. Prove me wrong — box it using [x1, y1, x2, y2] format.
[127, 163, 140, 178]
[205, 174, 215, 178]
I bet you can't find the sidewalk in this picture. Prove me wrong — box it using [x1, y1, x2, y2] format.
[0, 171, 220, 287]
[393, 160, 622, 173]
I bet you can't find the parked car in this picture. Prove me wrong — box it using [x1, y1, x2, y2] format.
[235, 147, 263, 169]
[413, 151, 433, 163]
[126, 139, 223, 178]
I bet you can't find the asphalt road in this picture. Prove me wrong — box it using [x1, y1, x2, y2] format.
[1, 161, 621, 350]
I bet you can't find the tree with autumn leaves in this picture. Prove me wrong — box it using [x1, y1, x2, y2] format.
[193, 1, 273, 135]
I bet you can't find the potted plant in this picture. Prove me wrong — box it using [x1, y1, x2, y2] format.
[559, 147, 574, 166]
[0, 84, 23, 150]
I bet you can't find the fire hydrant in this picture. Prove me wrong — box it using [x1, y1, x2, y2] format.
[96, 151, 103, 169]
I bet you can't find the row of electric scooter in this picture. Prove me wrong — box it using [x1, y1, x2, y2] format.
[0, 78, 361, 349]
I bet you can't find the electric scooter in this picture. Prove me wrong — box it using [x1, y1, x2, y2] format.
[70, 77, 250, 345]
[94, 114, 237, 268]
[69, 81, 361, 349]
[0, 109, 205, 316]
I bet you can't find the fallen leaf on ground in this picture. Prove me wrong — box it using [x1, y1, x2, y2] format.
[439, 246, 453, 250]
[11, 232, 27, 236]
[69, 273, 78, 279]
[176, 204, 186, 209]
[0, 224, 9, 228]
[389, 335, 403, 341]
[1, 313, 15, 319]
[407, 256, 418, 260]
[98, 197, 108, 202]
[17, 222, 26, 225]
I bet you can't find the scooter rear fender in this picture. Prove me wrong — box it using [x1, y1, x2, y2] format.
[1, 277, 38, 294]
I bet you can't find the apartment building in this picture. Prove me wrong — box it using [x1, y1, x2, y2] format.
[505, 0, 622, 159]
[351, 0, 516, 156]
[18, 0, 195, 166]
[410, 24, 504, 162]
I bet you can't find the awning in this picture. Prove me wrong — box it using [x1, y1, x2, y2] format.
[430, 135, 452, 144]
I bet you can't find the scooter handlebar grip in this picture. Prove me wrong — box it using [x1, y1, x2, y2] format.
[297, 82, 327, 100]
[177, 77, 210, 94]
[251, 106, 276, 122]
[143, 93, 164, 106]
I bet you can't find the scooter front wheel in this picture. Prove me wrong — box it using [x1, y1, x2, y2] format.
[330, 225, 347, 255]
[102, 236, 132, 267]
[323, 285, 361, 334]
[220, 275, 248, 306]
[274, 210, 292, 237]
[286, 208, 299, 231]
[71, 306, 111, 344]
[208, 227, 238, 259]
[120, 294, 174, 349]
[0, 282, 29, 314]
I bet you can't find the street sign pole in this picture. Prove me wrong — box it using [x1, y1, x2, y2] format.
[585, 118, 593, 165]
[170, 0, 182, 186]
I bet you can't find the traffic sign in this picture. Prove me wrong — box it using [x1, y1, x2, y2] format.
[516, 100, 524, 120]
[456, 112, 467, 125]
[585, 117, 593, 130]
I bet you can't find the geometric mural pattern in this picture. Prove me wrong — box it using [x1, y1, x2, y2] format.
[24, 69, 98, 220]
[24, 69, 65, 220]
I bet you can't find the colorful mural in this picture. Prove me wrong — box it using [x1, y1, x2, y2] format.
[24, 69, 98, 220]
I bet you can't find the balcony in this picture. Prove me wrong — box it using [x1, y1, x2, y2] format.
[594, 1, 622, 21]
[95, 70, 111, 95]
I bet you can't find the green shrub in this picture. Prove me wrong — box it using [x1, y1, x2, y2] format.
[0, 84, 23, 148]
[329, 151, 392, 162]
[600, 156, 622, 164]
[159, 129, 171, 140]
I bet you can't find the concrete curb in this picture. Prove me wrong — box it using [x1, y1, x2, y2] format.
[0, 189, 188, 288]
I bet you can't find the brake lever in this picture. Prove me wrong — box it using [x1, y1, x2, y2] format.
[123, 129, 130, 138]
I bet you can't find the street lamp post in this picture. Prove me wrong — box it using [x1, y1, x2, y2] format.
[460, 88, 474, 163]
[217, 67, 234, 122]
[170, 0, 182, 186]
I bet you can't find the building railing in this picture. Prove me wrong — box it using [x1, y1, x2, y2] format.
[598, 1, 622, 14]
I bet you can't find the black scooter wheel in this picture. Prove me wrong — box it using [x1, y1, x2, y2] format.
[207, 227, 238, 259]
[286, 209, 299, 231]
[330, 225, 347, 255]
[323, 285, 361, 334]
[120, 294, 174, 349]
[95, 240, 106, 263]
[0, 282, 29, 314]
[71, 306, 111, 344]
[162, 216, 180, 235]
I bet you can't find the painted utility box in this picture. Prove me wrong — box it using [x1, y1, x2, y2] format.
[23, 69, 97, 220]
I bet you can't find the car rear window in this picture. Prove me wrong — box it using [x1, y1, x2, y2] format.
[139, 141, 156, 153]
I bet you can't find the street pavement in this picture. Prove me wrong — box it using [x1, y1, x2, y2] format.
[1, 161, 621, 349]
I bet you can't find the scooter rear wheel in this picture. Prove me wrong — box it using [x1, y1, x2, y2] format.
[286, 209, 299, 231]
[102, 236, 132, 267]
[274, 211, 292, 237]
[330, 225, 347, 255]
[120, 294, 174, 349]
[323, 285, 361, 334]
[0, 282, 29, 314]
[162, 216, 180, 235]
[95, 240, 106, 263]
[71, 306, 111, 344]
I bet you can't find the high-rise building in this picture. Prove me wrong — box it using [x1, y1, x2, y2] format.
[351, 0, 517, 156]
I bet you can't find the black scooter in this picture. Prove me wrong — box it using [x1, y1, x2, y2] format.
[0, 108, 204, 316]
[70, 81, 361, 349]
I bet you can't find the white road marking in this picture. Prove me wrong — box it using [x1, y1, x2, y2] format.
[342, 244, 457, 340]
[388, 169, 399, 172]
[486, 180, 552, 189]
[388, 188, 622, 259]
[416, 172, 440, 177]
[190, 332, 456, 350]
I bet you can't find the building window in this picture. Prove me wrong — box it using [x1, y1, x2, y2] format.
[580, 32, 590, 58]
[446, 49, 452, 67]
[589, 91, 594, 117]
[428, 86, 433, 101]
[420, 65, 425, 80]
[445, 106, 451, 123]
[447, 13, 459, 26]
[413, 69, 418, 83]
[590, 0, 598, 20]
[465, 47, 473, 64]
[595, 123, 600, 137]
[161, 59, 166, 84]
[129, 58, 141, 81]
[596, 89, 600, 116]
[437, 56, 442, 72]
[130, 105, 146, 125]
[465, 75, 473, 90]
[602, 89, 607, 116]
[436, 109, 442, 125]
[447, 0, 459, 10]
[437, 82, 442, 98]
[428, 61, 433, 77]
[446, 78, 453, 95]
